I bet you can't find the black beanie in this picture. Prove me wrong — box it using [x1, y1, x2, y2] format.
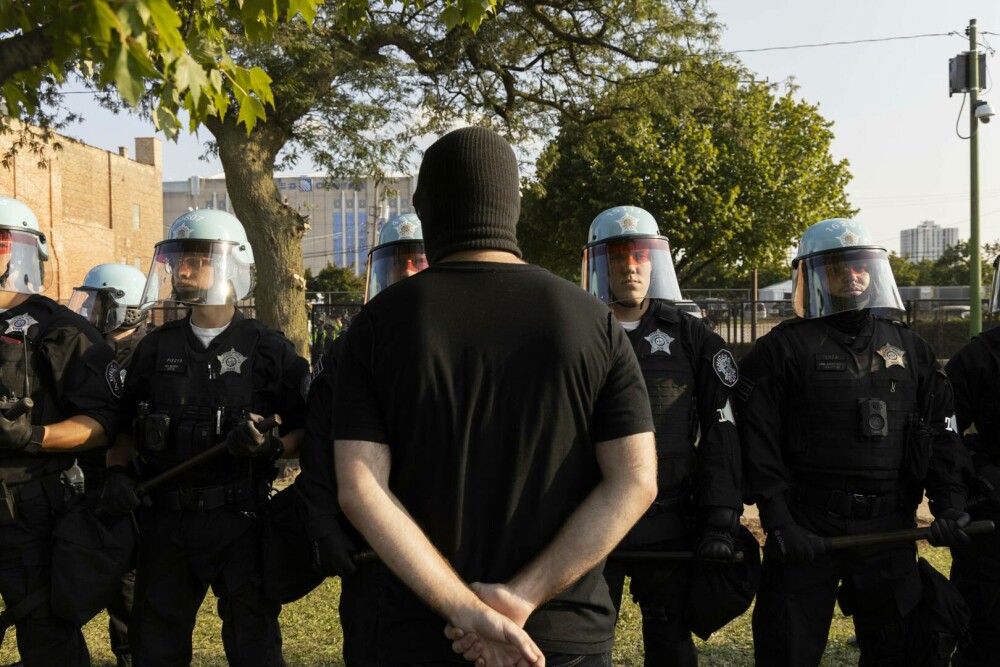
[413, 126, 522, 264]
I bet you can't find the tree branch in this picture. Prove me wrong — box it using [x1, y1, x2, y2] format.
[0, 26, 55, 88]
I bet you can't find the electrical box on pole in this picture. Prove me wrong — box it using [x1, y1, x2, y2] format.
[950, 52, 987, 95]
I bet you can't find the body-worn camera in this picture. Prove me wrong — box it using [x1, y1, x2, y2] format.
[144, 414, 171, 453]
[859, 398, 889, 439]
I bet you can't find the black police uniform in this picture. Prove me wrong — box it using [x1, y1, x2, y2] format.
[0, 295, 120, 666]
[77, 328, 144, 666]
[119, 311, 308, 666]
[945, 326, 1000, 666]
[738, 311, 969, 665]
[295, 337, 384, 666]
[602, 300, 742, 666]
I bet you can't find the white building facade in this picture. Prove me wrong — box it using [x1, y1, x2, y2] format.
[900, 220, 959, 263]
[163, 173, 416, 275]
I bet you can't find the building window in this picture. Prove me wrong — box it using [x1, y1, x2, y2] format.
[133, 257, 142, 270]
[133, 204, 141, 229]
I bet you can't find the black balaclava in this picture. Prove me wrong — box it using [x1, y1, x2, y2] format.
[412, 126, 522, 264]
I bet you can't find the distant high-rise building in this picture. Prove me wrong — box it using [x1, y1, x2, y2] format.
[163, 173, 416, 276]
[900, 220, 958, 263]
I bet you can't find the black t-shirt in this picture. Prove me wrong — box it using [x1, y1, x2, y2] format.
[333, 261, 653, 660]
[0, 295, 120, 483]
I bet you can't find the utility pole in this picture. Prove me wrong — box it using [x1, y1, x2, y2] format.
[969, 18, 983, 336]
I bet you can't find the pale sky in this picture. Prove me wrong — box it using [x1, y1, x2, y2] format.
[58, 0, 1000, 254]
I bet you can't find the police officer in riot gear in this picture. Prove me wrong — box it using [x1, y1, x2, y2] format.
[738, 218, 972, 665]
[583, 206, 744, 665]
[0, 196, 121, 666]
[69, 262, 153, 368]
[68, 262, 152, 667]
[101, 209, 308, 666]
[943, 254, 1000, 666]
[295, 212, 428, 665]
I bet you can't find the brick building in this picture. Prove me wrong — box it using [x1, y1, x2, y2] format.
[0, 128, 163, 302]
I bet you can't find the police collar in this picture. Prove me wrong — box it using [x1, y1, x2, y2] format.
[648, 299, 681, 325]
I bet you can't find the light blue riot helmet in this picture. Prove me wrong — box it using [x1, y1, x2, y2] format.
[581, 206, 682, 307]
[0, 196, 50, 295]
[364, 213, 428, 303]
[792, 218, 904, 318]
[146, 209, 255, 306]
[69, 263, 153, 333]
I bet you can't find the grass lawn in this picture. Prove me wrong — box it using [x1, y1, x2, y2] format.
[0, 544, 954, 666]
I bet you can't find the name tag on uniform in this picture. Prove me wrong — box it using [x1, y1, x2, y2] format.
[158, 356, 187, 374]
[815, 353, 848, 372]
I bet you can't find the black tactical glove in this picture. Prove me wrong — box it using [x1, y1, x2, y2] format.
[976, 464, 1000, 508]
[695, 506, 739, 562]
[928, 508, 972, 547]
[0, 404, 42, 453]
[101, 465, 142, 516]
[225, 413, 283, 459]
[768, 523, 827, 564]
[312, 524, 358, 578]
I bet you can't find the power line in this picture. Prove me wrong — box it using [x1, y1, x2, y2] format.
[726, 31, 964, 54]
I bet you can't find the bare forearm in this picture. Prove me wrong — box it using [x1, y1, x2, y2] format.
[39, 416, 107, 451]
[510, 433, 657, 609]
[337, 446, 486, 625]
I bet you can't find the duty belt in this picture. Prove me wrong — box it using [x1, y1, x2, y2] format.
[153, 480, 254, 512]
[795, 487, 902, 520]
[9, 473, 64, 503]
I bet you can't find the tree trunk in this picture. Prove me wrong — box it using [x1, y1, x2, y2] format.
[207, 117, 311, 359]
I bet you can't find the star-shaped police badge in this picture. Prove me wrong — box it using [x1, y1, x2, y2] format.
[618, 213, 639, 233]
[4, 314, 38, 335]
[837, 230, 860, 246]
[645, 329, 674, 354]
[876, 343, 906, 369]
[217, 348, 248, 375]
[395, 220, 417, 238]
[173, 222, 194, 239]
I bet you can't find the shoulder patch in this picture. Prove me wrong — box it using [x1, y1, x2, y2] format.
[712, 349, 739, 387]
[105, 360, 123, 398]
[733, 375, 755, 403]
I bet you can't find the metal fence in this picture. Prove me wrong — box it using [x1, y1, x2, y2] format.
[699, 298, 998, 360]
[143, 294, 993, 361]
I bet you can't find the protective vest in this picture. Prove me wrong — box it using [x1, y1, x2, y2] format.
[0, 299, 71, 480]
[965, 332, 1000, 454]
[138, 317, 271, 486]
[777, 316, 919, 488]
[628, 301, 698, 498]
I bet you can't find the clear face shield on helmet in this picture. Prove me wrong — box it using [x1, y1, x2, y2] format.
[364, 242, 429, 303]
[991, 256, 1000, 314]
[145, 239, 254, 306]
[792, 247, 905, 318]
[582, 237, 683, 306]
[68, 287, 127, 333]
[0, 229, 49, 295]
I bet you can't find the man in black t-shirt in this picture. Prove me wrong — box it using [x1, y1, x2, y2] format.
[334, 127, 657, 666]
